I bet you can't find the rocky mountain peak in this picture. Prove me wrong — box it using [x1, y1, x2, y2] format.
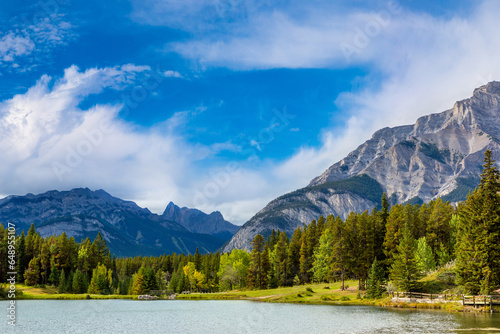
[223, 82, 500, 252]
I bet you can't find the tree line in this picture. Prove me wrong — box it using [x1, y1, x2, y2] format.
[1, 150, 499, 296]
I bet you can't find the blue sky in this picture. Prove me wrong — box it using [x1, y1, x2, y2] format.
[0, 0, 499, 224]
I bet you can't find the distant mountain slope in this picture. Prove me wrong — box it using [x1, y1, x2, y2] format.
[0, 188, 236, 257]
[162, 202, 239, 241]
[223, 82, 500, 252]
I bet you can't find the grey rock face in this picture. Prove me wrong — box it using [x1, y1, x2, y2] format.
[0, 188, 236, 256]
[223, 82, 500, 252]
[162, 201, 240, 241]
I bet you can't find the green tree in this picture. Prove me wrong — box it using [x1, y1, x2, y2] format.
[24, 257, 40, 286]
[88, 263, 112, 294]
[299, 228, 309, 284]
[246, 234, 269, 289]
[455, 150, 500, 294]
[72, 269, 89, 294]
[272, 231, 289, 286]
[389, 224, 421, 291]
[331, 216, 348, 290]
[415, 237, 436, 273]
[366, 258, 386, 299]
[58, 270, 67, 293]
[217, 249, 250, 290]
[287, 226, 302, 282]
[312, 229, 333, 282]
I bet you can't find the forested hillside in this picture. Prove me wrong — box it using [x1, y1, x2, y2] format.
[1, 150, 499, 297]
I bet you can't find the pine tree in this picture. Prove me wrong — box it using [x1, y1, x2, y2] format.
[194, 247, 201, 271]
[426, 198, 453, 256]
[274, 231, 289, 286]
[366, 258, 385, 299]
[246, 234, 269, 289]
[456, 150, 500, 294]
[130, 266, 147, 295]
[331, 216, 347, 290]
[17, 232, 27, 283]
[389, 224, 421, 292]
[415, 237, 436, 273]
[287, 226, 302, 281]
[58, 270, 67, 293]
[88, 263, 112, 294]
[40, 242, 51, 285]
[299, 230, 309, 284]
[24, 257, 40, 286]
[312, 229, 333, 282]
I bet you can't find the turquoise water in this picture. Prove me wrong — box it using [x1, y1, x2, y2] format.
[1, 300, 500, 333]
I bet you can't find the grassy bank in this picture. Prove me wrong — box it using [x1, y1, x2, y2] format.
[9, 277, 497, 314]
[12, 284, 135, 300]
[178, 280, 369, 305]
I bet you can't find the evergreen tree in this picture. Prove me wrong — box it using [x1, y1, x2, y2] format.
[331, 216, 347, 290]
[88, 263, 112, 294]
[415, 237, 436, 273]
[40, 242, 51, 285]
[456, 150, 500, 294]
[273, 231, 289, 286]
[72, 269, 88, 294]
[436, 243, 451, 267]
[24, 257, 40, 286]
[17, 232, 27, 283]
[389, 224, 421, 292]
[58, 270, 67, 293]
[194, 247, 201, 271]
[366, 258, 385, 299]
[299, 230, 309, 284]
[130, 266, 147, 295]
[312, 229, 333, 282]
[287, 226, 302, 282]
[426, 198, 453, 257]
[246, 234, 269, 289]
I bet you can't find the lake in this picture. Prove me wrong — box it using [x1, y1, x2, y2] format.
[1, 300, 500, 333]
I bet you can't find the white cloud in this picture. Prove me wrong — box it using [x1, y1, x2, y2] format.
[0, 64, 278, 224]
[0, 14, 75, 71]
[5, 1, 500, 227]
[164, 0, 500, 223]
[0, 33, 35, 62]
[163, 70, 183, 78]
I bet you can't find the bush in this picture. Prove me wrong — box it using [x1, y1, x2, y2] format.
[306, 287, 314, 293]
[340, 296, 350, 301]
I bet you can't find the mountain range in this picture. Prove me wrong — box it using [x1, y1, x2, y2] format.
[223, 81, 500, 252]
[0, 188, 239, 257]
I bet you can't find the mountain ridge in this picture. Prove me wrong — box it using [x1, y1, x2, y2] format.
[223, 81, 500, 252]
[0, 188, 238, 256]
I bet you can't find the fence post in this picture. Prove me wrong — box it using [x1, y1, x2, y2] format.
[473, 295, 475, 308]
[491, 296, 493, 313]
[462, 295, 465, 305]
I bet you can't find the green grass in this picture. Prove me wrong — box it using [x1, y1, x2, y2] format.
[13, 284, 135, 300]
[178, 280, 365, 305]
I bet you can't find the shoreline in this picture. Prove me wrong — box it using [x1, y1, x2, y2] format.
[9, 281, 499, 313]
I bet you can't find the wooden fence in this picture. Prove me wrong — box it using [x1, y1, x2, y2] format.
[392, 292, 500, 310]
[391, 291, 462, 301]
